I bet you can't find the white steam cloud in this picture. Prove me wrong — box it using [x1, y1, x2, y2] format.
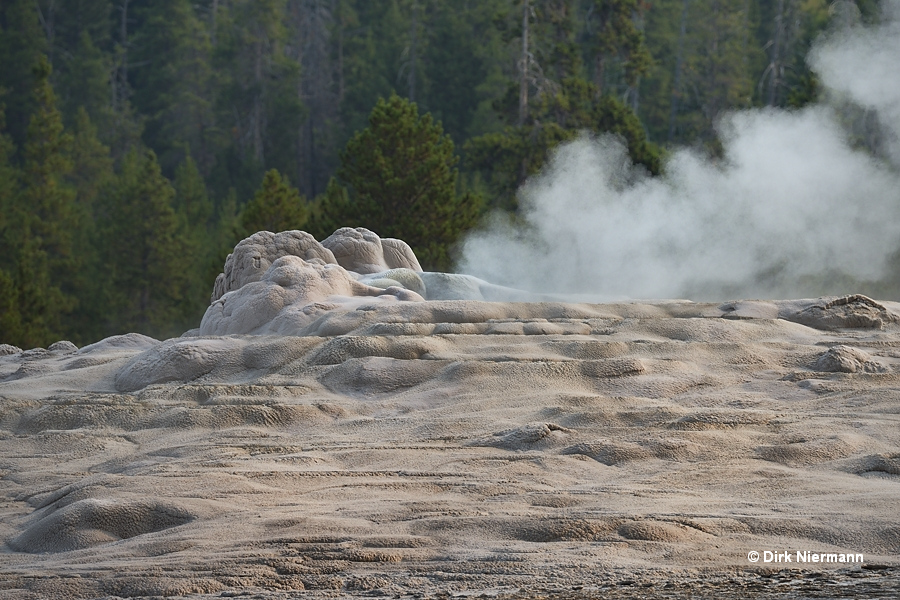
[460, 1, 900, 301]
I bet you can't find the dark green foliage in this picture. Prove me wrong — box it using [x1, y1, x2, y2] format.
[308, 177, 352, 241]
[99, 149, 190, 337]
[0, 0, 47, 150]
[131, 0, 218, 175]
[174, 154, 214, 232]
[0, 57, 80, 347]
[213, 0, 305, 182]
[468, 75, 661, 211]
[593, 96, 661, 175]
[210, 188, 243, 291]
[240, 169, 309, 236]
[173, 154, 219, 328]
[1, 0, 888, 345]
[1, 239, 63, 348]
[320, 94, 482, 270]
[420, 2, 489, 146]
[0, 107, 29, 345]
[0, 269, 21, 345]
[334, 2, 406, 149]
[23, 57, 79, 287]
[585, 0, 653, 92]
[58, 31, 111, 133]
[466, 124, 570, 212]
[787, 72, 819, 109]
[64, 108, 115, 343]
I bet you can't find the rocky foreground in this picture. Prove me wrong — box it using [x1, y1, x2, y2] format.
[1, 229, 898, 598]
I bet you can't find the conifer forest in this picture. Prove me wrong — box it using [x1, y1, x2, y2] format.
[0, 0, 886, 347]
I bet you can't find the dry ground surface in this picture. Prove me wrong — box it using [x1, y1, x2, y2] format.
[1, 297, 898, 598]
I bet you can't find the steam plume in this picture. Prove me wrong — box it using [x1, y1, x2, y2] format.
[460, 1, 900, 301]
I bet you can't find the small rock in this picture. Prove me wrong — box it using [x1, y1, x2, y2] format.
[48, 341, 78, 354]
[0, 344, 22, 356]
[814, 345, 888, 373]
[790, 295, 898, 330]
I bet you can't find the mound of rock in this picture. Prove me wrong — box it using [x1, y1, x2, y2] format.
[814, 345, 888, 374]
[322, 227, 422, 274]
[195, 229, 900, 340]
[199, 228, 547, 337]
[10, 498, 194, 553]
[210, 228, 424, 303]
[787, 295, 899, 330]
[211, 230, 338, 302]
[0, 344, 22, 356]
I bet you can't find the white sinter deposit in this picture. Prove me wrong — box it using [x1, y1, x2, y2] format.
[2, 229, 900, 599]
[199, 227, 549, 337]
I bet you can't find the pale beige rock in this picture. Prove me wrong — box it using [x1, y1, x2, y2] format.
[814, 344, 888, 373]
[48, 341, 78, 354]
[76, 332, 159, 354]
[200, 255, 424, 336]
[9, 498, 194, 553]
[360, 267, 427, 297]
[1, 297, 899, 596]
[786, 294, 899, 330]
[204, 230, 555, 334]
[5, 228, 900, 595]
[0, 343, 21, 356]
[211, 230, 337, 302]
[322, 227, 422, 274]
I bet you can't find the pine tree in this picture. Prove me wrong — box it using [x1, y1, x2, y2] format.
[23, 56, 78, 292]
[66, 108, 115, 343]
[466, 2, 660, 211]
[210, 187, 242, 291]
[0, 107, 18, 236]
[51, 0, 115, 133]
[308, 176, 352, 240]
[0, 102, 53, 349]
[240, 169, 309, 235]
[173, 153, 218, 328]
[215, 0, 303, 166]
[209, 0, 304, 201]
[0, 106, 25, 344]
[174, 154, 214, 232]
[101, 148, 189, 337]
[334, 1, 407, 146]
[685, 0, 755, 141]
[287, 0, 338, 198]
[0, 55, 82, 347]
[0, 0, 48, 150]
[59, 31, 113, 131]
[131, 0, 219, 175]
[585, 0, 653, 96]
[420, 1, 488, 146]
[320, 94, 482, 270]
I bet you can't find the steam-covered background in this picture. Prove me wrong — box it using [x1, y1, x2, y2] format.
[462, 1, 900, 300]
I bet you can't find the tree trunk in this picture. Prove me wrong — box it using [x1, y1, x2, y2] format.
[768, 0, 785, 106]
[35, 0, 56, 59]
[307, 118, 317, 197]
[252, 40, 264, 163]
[337, 2, 344, 103]
[120, 0, 128, 84]
[111, 0, 130, 116]
[211, 0, 219, 46]
[707, 0, 721, 126]
[668, 0, 689, 143]
[409, 0, 417, 102]
[518, 0, 529, 126]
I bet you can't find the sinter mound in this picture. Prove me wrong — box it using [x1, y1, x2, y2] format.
[1, 228, 899, 599]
